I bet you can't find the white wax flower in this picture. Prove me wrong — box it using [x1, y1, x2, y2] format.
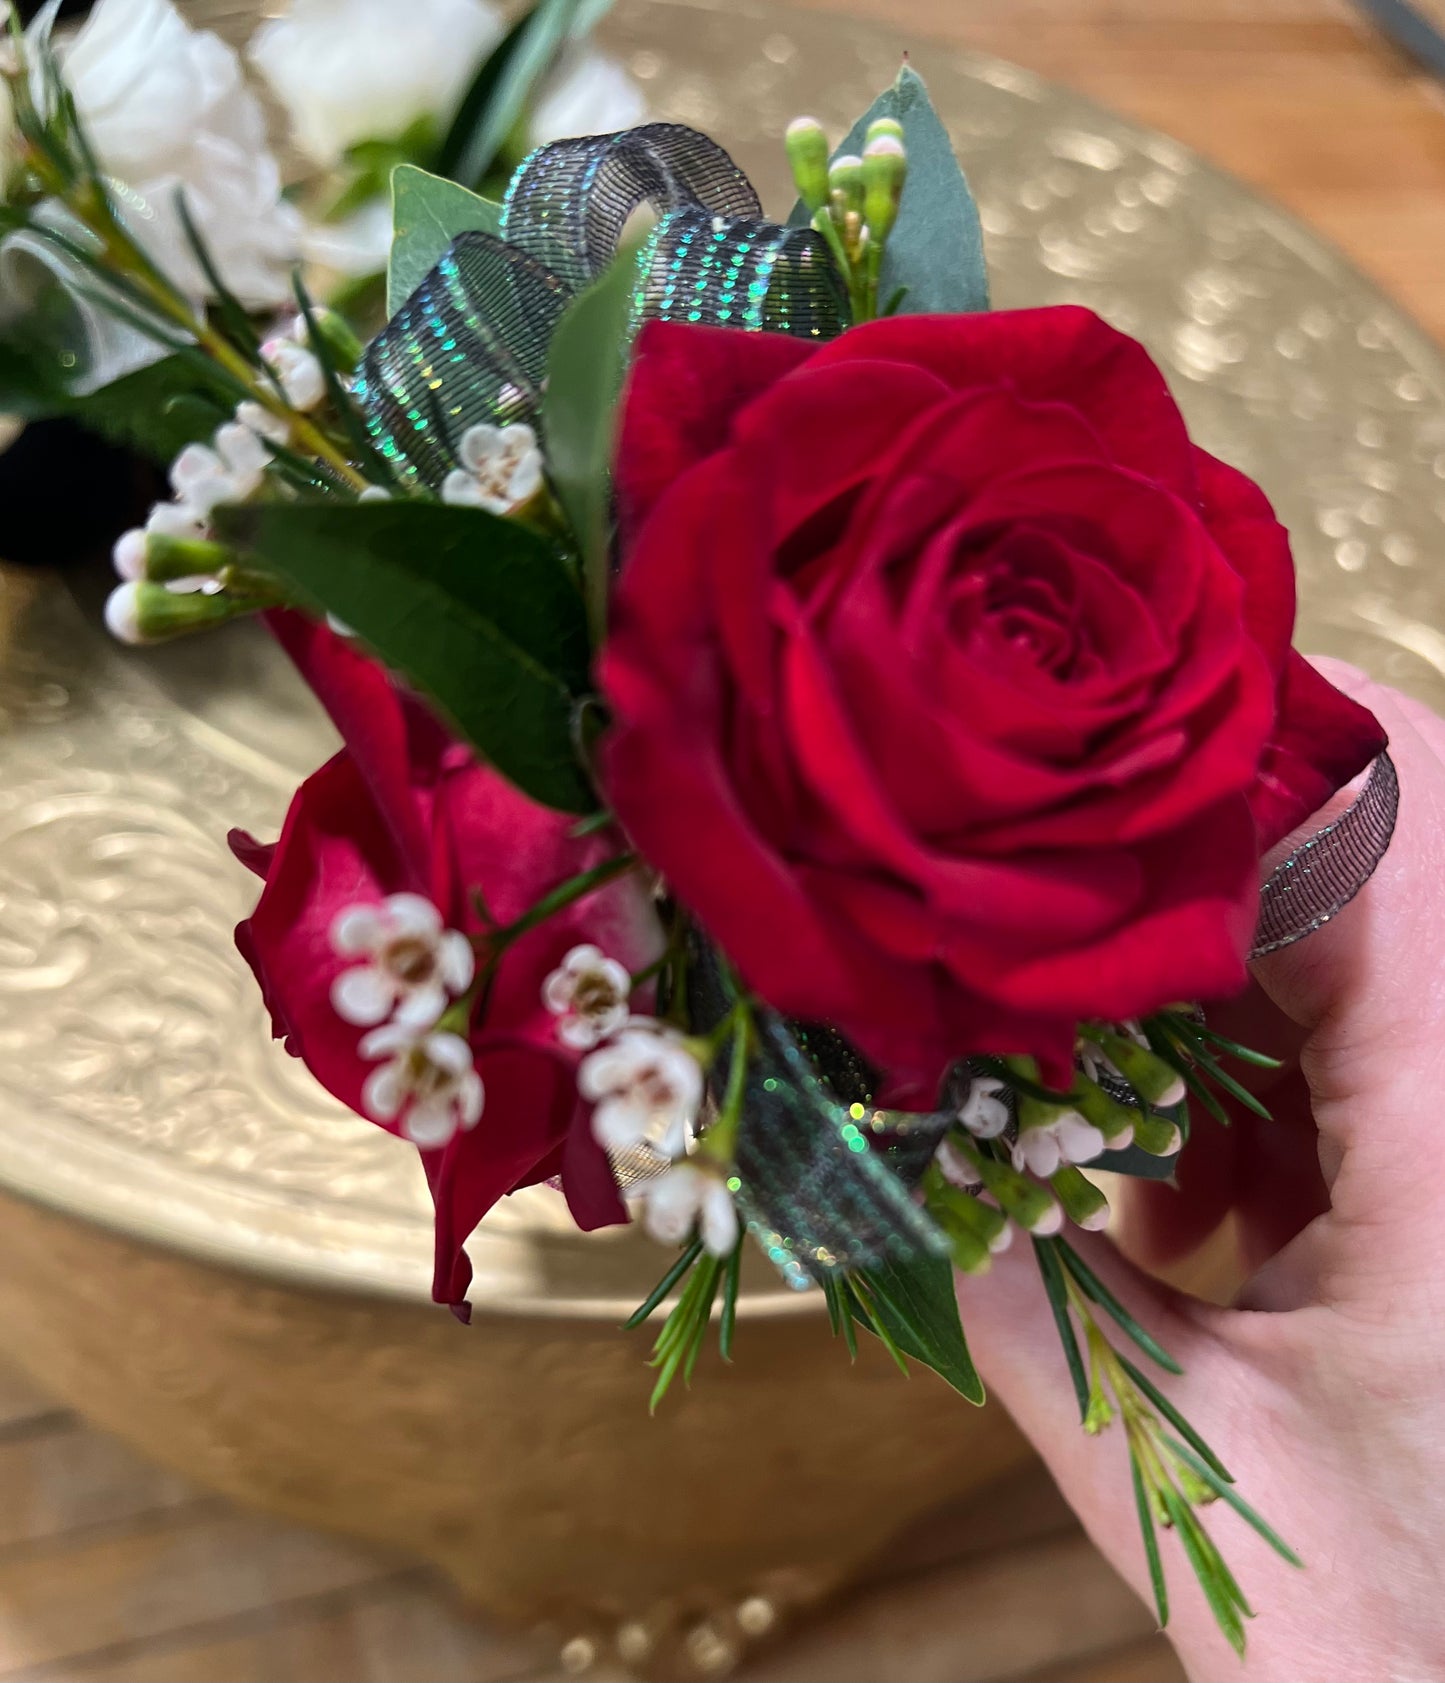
[579, 1020, 702, 1160]
[529, 46, 647, 145]
[359, 1023, 484, 1148]
[60, 0, 300, 308]
[249, 0, 504, 169]
[329, 892, 475, 1029]
[634, 1161, 738, 1257]
[441, 423, 544, 515]
[542, 943, 633, 1050]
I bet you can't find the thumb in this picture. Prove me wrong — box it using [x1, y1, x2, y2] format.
[1244, 666, 1445, 1312]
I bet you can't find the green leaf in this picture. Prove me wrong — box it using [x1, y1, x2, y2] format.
[1159, 1485, 1249, 1656]
[1117, 1355, 1232, 1483]
[849, 1251, 985, 1404]
[435, 0, 617, 191]
[1056, 1241, 1183, 1376]
[541, 241, 640, 641]
[795, 63, 988, 315]
[215, 500, 597, 814]
[387, 164, 503, 316]
[1131, 1452, 1170, 1630]
[1034, 1238, 1089, 1421]
[1162, 1436, 1303, 1568]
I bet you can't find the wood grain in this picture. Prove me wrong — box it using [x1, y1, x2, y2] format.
[791, 0, 1445, 342]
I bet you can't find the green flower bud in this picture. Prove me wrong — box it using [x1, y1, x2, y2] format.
[827, 152, 865, 217]
[1070, 1077, 1139, 1146]
[784, 115, 831, 214]
[1090, 1028, 1187, 1109]
[143, 531, 236, 585]
[952, 1138, 1061, 1235]
[103, 581, 252, 645]
[862, 132, 907, 245]
[1132, 1109, 1184, 1159]
[864, 116, 905, 148]
[1049, 1165, 1111, 1232]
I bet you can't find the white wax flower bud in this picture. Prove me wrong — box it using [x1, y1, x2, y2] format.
[104, 581, 145, 644]
[260, 336, 326, 414]
[635, 1161, 739, 1257]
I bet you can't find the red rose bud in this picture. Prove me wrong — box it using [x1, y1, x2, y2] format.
[785, 116, 830, 214]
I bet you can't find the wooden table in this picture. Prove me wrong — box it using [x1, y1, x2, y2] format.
[3, 2, 1439, 1679]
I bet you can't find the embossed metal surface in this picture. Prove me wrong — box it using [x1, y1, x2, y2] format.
[3, 0, 1442, 1307]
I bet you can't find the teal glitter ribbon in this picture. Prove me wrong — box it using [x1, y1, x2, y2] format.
[687, 938, 952, 1286]
[355, 124, 848, 485]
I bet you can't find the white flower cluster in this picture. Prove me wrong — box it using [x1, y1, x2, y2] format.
[104, 315, 334, 643]
[59, 0, 300, 309]
[330, 893, 482, 1149]
[250, 0, 647, 278]
[542, 944, 738, 1257]
[441, 423, 545, 517]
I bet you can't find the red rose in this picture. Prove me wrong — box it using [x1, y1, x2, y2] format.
[600, 309, 1385, 1097]
[233, 613, 662, 1312]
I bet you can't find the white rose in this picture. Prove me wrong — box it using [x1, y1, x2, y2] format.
[529, 45, 647, 146]
[250, 0, 504, 169]
[59, 0, 299, 310]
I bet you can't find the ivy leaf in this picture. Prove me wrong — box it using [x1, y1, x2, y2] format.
[214, 500, 598, 814]
[387, 165, 503, 316]
[851, 1251, 985, 1404]
[435, 0, 617, 191]
[795, 63, 989, 315]
[541, 241, 640, 641]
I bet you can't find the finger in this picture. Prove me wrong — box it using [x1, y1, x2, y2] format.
[1243, 669, 1445, 1305]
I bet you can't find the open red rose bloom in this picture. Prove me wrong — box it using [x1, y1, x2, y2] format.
[601, 308, 1386, 1094]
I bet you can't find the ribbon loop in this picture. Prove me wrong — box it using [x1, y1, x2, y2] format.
[500, 122, 762, 290]
[357, 123, 845, 484]
[1250, 751, 1399, 957]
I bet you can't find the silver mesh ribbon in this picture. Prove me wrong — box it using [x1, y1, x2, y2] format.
[354, 124, 847, 486]
[1251, 752, 1399, 958]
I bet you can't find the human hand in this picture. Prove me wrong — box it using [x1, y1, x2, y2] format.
[958, 663, 1445, 1682]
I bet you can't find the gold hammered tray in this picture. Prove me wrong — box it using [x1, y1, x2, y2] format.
[0, 1, 1442, 1662]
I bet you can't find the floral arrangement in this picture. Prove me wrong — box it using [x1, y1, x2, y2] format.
[0, 0, 1401, 1655]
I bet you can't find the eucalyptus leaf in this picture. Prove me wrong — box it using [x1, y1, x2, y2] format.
[541, 240, 640, 640]
[850, 1251, 985, 1404]
[215, 500, 597, 814]
[794, 63, 988, 315]
[387, 165, 503, 316]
